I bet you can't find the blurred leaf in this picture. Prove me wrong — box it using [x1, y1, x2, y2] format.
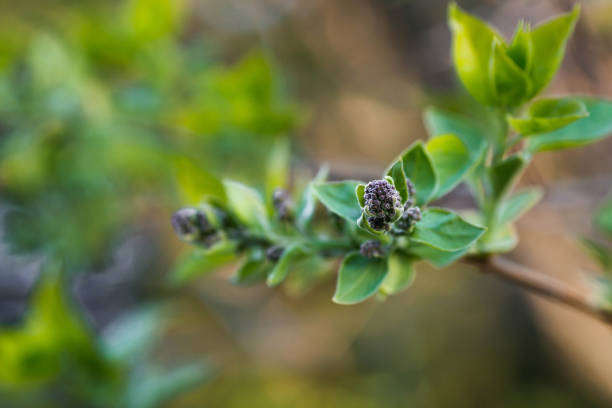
[424, 107, 487, 158]
[498, 188, 543, 225]
[312, 181, 362, 223]
[266, 244, 308, 287]
[448, 3, 501, 105]
[333, 252, 388, 305]
[488, 154, 527, 202]
[527, 6, 580, 98]
[386, 160, 409, 204]
[595, 197, 612, 237]
[527, 98, 612, 152]
[174, 157, 227, 205]
[380, 251, 416, 295]
[168, 242, 237, 286]
[506, 20, 532, 72]
[223, 180, 269, 233]
[581, 238, 612, 273]
[426, 134, 475, 200]
[489, 39, 531, 107]
[408, 243, 466, 268]
[102, 306, 161, 363]
[411, 208, 485, 251]
[265, 139, 290, 211]
[231, 249, 270, 286]
[478, 223, 518, 254]
[295, 166, 328, 231]
[126, 0, 186, 41]
[399, 142, 437, 205]
[508, 97, 588, 136]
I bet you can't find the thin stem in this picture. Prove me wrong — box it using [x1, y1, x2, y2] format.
[467, 256, 612, 325]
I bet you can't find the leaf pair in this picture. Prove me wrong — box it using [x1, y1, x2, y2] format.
[449, 3, 579, 107]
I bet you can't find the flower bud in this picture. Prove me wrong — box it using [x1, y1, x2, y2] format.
[266, 245, 285, 262]
[171, 207, 215, 245]
[363, 179, 403, 231]
[360, 240, 385, 258]
[272, 188, 293, 222]
[395, 205, 422, 233]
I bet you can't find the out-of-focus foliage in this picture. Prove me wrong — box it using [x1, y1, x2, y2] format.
[0, 263, 210, 407]
[0, 0, 299, 267]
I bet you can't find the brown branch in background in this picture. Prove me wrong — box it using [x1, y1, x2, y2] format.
[467, 256, 612, 326]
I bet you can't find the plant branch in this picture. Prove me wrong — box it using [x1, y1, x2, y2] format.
[468, 255, 612, 325]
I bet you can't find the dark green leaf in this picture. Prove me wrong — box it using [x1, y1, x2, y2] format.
[411, 208, 485, 251]
[333, 252, 388, 304]
[528, 6, 580, 97]
[448, 3, 502, 105]
[508, 97, 589, 136]
[527, 98, 612, 152]
[488, 154, 527, 201]
[312, 180, 362, 222]
[386, 160, 409, 203]
[498, 188, 543, 225]
[380, 251, 416, 295]
[399, 142, 437, 205]
[266, 243, 308, 287]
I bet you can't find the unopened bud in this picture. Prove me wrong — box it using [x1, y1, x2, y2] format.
[395, 205, 422, 233]
[273, 188, 293, 222]
[360, 240, 385, 258]
[363, 179, 403, 231]
[266, 245, 285, 262]
[171, 207, 215, 245]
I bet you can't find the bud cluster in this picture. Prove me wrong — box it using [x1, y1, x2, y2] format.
[395, 204, 422, 233]
[360, 240, 385, 258]
[171, 207, 219, 248]
[363, 179, 403, 232]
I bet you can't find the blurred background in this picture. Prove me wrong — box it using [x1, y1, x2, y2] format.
[1, 0, 612, 406]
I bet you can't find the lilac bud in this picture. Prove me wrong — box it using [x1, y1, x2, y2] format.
[266, 245, 285, 262]
[360, 240, 385, 258]
[273, 188, 293, 222]
[171, 207, 216, 245]
[363, 179, 403, 231]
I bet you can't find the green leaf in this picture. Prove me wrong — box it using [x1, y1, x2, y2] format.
[386, 160, 409, 203]
[426, 134, 473, 200]
[528, 5, 580, 97]
[266, 244, 308, 287]
[295, 166, 329, 231]
[168, 242, 237, 286]
[581, 238, 612, 273]
[477, 223, 518, 254]
[173, 158, 226, 205]
[411, 208, 485, 251]
[223, 180, 269, 232]
[506, 20, 533, 72]
[498, 188, 543, 225]
[424, 107, 487, 157]
[489, 39, 531, 107]
[102, 306, 161, 363]
[408, 243, 466, 268]
[399, 142, 437, 205]
[333, 252, 388, 304]
[265, 139, 290, 212]
[448, 3, 501, 105]
[596, 198, 612, 237]
[312, 180, 362, 222]
[527, 98, 612, 152]
[508, 97, 589, 136]
[488, 154, 527, 201]
[380, 251, 416, 295]
[231, 250, 270, 286]
[355, 183, 366, 207]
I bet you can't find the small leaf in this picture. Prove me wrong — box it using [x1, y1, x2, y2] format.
[596, 198, 612, 237]
[333, 252, 388, 304]
[102, 307, 162, 364]
[380, 251, 416, 295]
[488, 154, 527, 201]
[506, 20, 533, 72]
[448, 2, 502, 105]
[527, 98, 612, 152]
[424, 107, 487, 157]
[408, 243, 466, 268]
[312, 180, 362, 222]
[498, 188, 543, 225]
[295, 166, 329, 231]
[426, 134, 473, 200]
[411, 208, 485, 251]
[168, 242, 237, 286]
[266, 244, 308, 287]
[581, 238, 612, 273]
[231, 250, 270, 286]
[489, 39, 531, 107]
[508, 97, 589, 136]
[223, 180, 269, 232]
[399, 142, 437, 205]
[528, 5, 580, 97]
[386, 161, 409, 203]
[355, 183, 366, 207]
[478, 223, 518, 254]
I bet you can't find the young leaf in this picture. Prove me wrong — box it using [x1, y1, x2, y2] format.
[355, 183, 366, 207]
[424, 107, 487, 156]
[223, 180, 269, 232]
[411, 208, 485, 251]
[508, 97, 588, 136]
[380, 251, 416, 295]
[296, 165, 329, 231]
[488, 154, 527, 201]
[528, 5, 580, 98]
[527, 98, 612, 152]
[399, 142, 437, 205]
[168, 242, 237, 286]
[426, 134, 473, 200]
[312, 180, 362, 222]
[448, 3, 502, 105]
[477, 223, 518, 254]
[596, 198, 612, 237]
[266, 244, 308, 287]
[506, 20, 532, 72]
[581, 238, 612, 273]
[407, 243, 466, 268]
[386, 160, 409, 203]
[333, 252, 388, 304]
[489, 39, 531, 107]
[498, 188, 543, 225]
[231, 250, 270, 286]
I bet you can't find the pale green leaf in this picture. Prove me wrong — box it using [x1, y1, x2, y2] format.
[508, 97, 588, 136]
[498, 188, 543, 225]
[333, 252, 388, 304]
[223, 180, 269, 232]
[266, 244, 308, 287]
[386, 160, 409, 203]
[411, 208, 485, 251]
[399, 142, 437, 205]
[312, 180, 362, 222]
[380, 251, 416, 295]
